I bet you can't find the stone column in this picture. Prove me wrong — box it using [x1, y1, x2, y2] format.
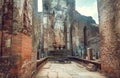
[87, 48, 93, 60]
[98, 0, 120, 78]
[0, 0, 3, 56]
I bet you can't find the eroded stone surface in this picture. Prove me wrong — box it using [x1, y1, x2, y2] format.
[98, 0, 120, 78]
[0, 0, 40, 78]
[41, 0, 100, 57]
[35, 62, 106, 78]
[71, 11, 99, 58]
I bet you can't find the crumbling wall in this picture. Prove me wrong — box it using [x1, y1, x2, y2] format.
[87, 26, 100, 58]
[98, 0, 120, 78]
[42, 13, 55, 51]
[42, 0, 99, 55]
[42, 0, 73, 51]
[0, 0, 40, 78]
[0, 0, 18, 77]
[12, 0, 34, 78]
[72, 11, 99, 58]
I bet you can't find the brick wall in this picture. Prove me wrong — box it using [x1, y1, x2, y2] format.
[1, 0, 13, 56]
[0, 33, 34, 77]
[21, 33, 33, 78]
[0, 0, 40, 78]
[98, 0, 120, 78]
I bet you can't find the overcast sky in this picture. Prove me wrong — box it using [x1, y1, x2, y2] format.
[38, 0, 98, 23]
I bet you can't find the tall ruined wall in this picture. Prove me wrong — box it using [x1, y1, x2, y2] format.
[42, 0, 99, 55]
[42, 0, 75, 51]
[98, 0, 120, 78]
[71, 11, 99, 58]
[0, 0, 40, 78]
[0, 0, 18, 77]
[12, 0, 34, 78]
[86, 25, 100, 57]
[42, 13, 55, 51]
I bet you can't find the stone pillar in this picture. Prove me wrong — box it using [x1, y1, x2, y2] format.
[87, 48, 93, 60]
[66, 14, 71, 51]
[0, 0, 3, 56]
[98, 0, 120, 78]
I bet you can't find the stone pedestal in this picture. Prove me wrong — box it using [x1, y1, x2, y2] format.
[87, 48, 93, 60]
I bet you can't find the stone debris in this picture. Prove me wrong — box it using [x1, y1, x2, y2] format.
[86, 63, 97, 71]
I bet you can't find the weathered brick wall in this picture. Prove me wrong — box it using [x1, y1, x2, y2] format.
[0, 0, 2, 55]
[12, 0, 39, 77]
[2, 0, 13, 56]
[0, 1, 21, 76]
[0, 0, 40, 78]
[0, 55, 21, 78]
[98, 0, 120, 78]
[12, 0, 34, 77]
[20, 34, 32, 78]
[12, 0, 25, 35]
[0, 0, 21, 73]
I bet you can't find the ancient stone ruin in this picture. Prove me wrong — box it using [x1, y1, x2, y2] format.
[0, 0, 119, 78]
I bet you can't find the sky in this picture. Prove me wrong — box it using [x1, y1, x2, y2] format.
[38, 0, 42, 12]
[76, 0, 98, 24]
[38, 0, 98, 24]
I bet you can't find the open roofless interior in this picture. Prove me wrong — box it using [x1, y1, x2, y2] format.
[0, 0, 120, 78]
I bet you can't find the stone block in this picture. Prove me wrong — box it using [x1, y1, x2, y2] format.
[86, 63, 97, 71]
[87, 48, 93, 60]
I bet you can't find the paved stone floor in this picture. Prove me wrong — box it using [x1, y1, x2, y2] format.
[35, 61, 106, 78]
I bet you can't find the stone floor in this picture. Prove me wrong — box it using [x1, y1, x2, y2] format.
[35, 61, 106, 78]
